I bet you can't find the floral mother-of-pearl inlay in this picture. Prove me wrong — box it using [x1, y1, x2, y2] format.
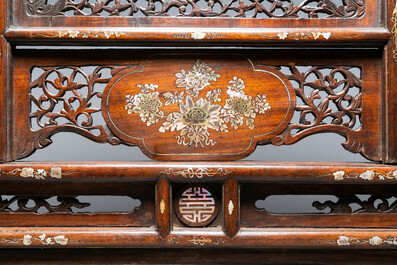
[325, 170, 397, 181]
[335, 235, 397, 246]
[125, 60, 271, 148]
[0, 234, 69, 246]
[1, 167, 80, 180]
[277, 32, 332, 40]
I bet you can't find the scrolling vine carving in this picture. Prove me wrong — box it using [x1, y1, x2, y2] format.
[29, 65, 133, 155]
[29, 63, 363, 158]
[0, 196, 90, 213]
[26, 0, 365, 18]
[269, 65, 362, 153]
[313, 195, 397, 214]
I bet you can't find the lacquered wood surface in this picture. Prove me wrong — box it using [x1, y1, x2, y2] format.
[1, 0, 397, 259]
[0, 249, 396, 265]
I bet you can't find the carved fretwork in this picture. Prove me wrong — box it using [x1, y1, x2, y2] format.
[313, 195, 397, 214]
[28, 63, 364, 159]
[26, 0, 365, 18]
[0, 196, 90, 213]
[29, 66, 133, 154]
[270, 65, 362, 153]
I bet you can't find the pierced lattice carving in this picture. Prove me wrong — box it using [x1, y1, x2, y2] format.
[29, 66, 134, 149]
[270, 65, 362, 153]
[0, 196, 90, 213]
[313, 195, 397, 214]
[26, 0, 365, 18]
[29, 63, 364, 159]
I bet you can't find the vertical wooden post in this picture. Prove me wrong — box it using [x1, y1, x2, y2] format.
[156, 176, 171, 239]
[223, 177, 239, 238]
[385, 0, 397, 163]
[0, 0, 9, 162]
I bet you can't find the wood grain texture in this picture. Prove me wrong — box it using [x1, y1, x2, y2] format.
[384, 0, 397, 163]
[0, 36, 8, 162]
[10, 48, 382, 161]
[1, 161, 397, 184]
[156, 176, 171, 239]
[1, 227, 397, 248]
[223, 177, 239, 238]
[1, 0, 396, 256]
[3, 28, 391, 44]
[0, 249, 396, 265]
[10, 0, 381, 29]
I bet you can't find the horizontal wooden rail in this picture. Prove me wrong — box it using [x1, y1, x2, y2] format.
[0, 162, 396, 183]
[1, 227, 397, 249]
[4, 28, 391, 44]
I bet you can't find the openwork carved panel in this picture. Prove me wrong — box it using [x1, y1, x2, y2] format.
[0, 195, 140, 214]
[26, 54, 368, 161]
[29, 65, 134, 151]
[174, 185, 219, 227]
[0, 196, 90, 213]
[269, 65, 362, 153]
[26, 0, 365, 18]
[255, 195, 397, 214]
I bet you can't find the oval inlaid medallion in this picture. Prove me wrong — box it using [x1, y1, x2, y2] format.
[102, 54, 296, 160]
[174, 185, 219, 227]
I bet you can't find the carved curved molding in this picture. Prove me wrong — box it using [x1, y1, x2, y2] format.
[26, 0, 365, 19]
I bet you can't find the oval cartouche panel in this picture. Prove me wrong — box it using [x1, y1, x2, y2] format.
[102, 54, 296, 160]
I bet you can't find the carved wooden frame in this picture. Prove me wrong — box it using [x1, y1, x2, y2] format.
[2, 0, 397, 260]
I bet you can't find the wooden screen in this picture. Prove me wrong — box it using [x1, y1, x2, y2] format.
[1, 0, 397, 260]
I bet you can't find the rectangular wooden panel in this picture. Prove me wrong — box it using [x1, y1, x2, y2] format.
[0, 184, 155, 227]
[241, 183, 397, 228]
[10, 48, 382, 162]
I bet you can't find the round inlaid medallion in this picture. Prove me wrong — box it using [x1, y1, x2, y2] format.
[174, 185, 219, 227]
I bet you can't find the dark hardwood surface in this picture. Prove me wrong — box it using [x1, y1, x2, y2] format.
[1, 249, 397, 265]
[1, 0, 397, 263]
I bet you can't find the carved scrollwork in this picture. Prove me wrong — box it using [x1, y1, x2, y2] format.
[26, 0, 365, 18]
[270, 65, 362, 153]
[0, 196, 90, 213]
[313, 195, 397, 214]
[29, 66, 132, 150]
[28, 62, 364, 159]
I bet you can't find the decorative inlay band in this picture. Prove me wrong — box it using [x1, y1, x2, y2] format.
[175, 185, 219, 227]
[331, 235, 397, 246]
[167, 236, 227, 246]
[319, 170, 397, 181]
[277, 32, 331, 40]
[1, 167, 79, 180]
[161, 168, 231, 178]
[0, 234, 71, 246]
[171, 32, 227, 40]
